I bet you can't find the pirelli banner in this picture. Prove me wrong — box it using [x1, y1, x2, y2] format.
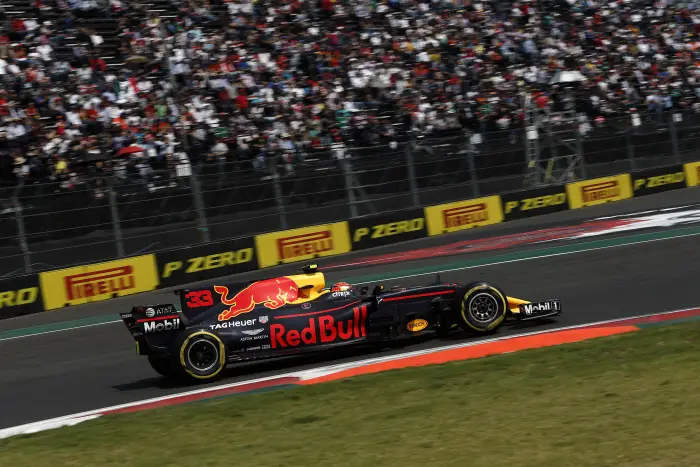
[501, 185, 568, 221]
[255, 222, 352, 268]
[684, 161, 700, 187]
[632, 165, 686, 197]
[156, 236, 257, 289]
[566, 174, 633, 209]
[349, 209, 427, 251]
[424, 196, 504, 236]
[0, 273, 43, 320]
[39, 255, 159, 310]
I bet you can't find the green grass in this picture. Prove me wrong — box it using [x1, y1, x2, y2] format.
[3, 322, 700, 467]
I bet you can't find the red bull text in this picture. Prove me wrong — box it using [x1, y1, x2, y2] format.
[215, 277, 299, 321]
[270, 306, 367, 348]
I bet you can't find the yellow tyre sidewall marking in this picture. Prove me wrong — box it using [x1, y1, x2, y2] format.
[179, 331, 226, 380]
[460, 285, 507, 331]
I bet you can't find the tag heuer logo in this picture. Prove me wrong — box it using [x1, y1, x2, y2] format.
[259, 316, 269, 324]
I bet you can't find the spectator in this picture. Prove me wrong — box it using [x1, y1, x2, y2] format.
[4, 0, 700, 191]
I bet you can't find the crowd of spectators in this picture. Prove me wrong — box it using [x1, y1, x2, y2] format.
[2, 0, 700, 190]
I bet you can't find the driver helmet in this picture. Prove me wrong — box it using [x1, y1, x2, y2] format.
[331, 281, 353, 293]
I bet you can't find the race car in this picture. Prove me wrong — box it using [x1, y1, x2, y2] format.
[119, 265, 561, 382]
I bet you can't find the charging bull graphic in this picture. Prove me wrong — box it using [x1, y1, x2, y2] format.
[215, 277, 300, 321]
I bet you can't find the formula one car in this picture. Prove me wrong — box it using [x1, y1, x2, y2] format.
[120, 265, 561, 382]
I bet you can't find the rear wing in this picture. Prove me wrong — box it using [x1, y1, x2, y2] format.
[119, 304, 182, 355]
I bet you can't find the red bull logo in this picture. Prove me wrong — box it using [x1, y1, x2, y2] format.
[215, 277, 299, 321]
[270, 306, 367, 348]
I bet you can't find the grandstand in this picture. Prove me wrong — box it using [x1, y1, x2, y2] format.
[2, 0, 700, 276]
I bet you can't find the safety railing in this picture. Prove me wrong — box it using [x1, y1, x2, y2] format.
[2, 109, 700, 277]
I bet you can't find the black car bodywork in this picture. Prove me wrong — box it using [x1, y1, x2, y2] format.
[120, 265, 561, 382]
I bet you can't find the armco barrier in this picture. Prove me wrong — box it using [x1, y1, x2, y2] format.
[39, 255, 159, 311]
[0, 273, 43, 319]
[254, 222, 352, 268]
[566, 174, 633, 209]
[632, 165, 686, 197]
[424, 196, 503, 236]
[501, 185, 568, 221]
[3, 163, 700, 321]
[684, 161, 700, 187]
[156, 236, 257, 288]
[348, 208, 427, 251]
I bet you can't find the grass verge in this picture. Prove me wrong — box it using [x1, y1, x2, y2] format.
[3, 322, 700, 467]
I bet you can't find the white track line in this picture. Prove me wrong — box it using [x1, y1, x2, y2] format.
[1, 305, 697, 441]
[0, 321, 122, 343]
[3, 227, 700, 342]
[350, 228, 700, 283]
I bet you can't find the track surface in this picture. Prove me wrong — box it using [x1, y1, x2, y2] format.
[1, 188, 700, 430]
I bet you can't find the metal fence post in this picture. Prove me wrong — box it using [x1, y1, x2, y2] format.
[341, 157, 359, 219]
[404, 136, 421, 208]
[625, 127, 636, 172]
[12, 183, 31, 274]
[669, 112, 682, 164]
[107, 176, 125, 258]
[268, 158, 288, 230]
[190, 167, 211, 243]
[575, 126, 586, 180]
[465, 132, 480, 197]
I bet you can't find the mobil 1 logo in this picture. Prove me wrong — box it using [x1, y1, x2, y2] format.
[501, 185, 568, 221]
[349, 209, 427, 251]
[518, 300, 561, 319]
[143, 318, 180, 334]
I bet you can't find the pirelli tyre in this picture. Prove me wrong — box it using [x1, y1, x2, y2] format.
[171, 330, 227, 382]
[455, 282, 508, 334]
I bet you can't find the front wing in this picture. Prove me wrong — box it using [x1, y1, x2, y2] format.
[507, 297, 562, 321]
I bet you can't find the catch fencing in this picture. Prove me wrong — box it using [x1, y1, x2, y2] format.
[2, 109, 700, 278]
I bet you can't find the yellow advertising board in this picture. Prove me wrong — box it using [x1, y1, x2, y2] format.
[40, 255, 159, 310]
[255, 222, 352, 268]
[424, 196, 504, 236]
[566, 174, 633, 209]
[684, 161, 700, 187]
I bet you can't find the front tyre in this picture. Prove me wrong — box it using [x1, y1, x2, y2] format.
[456, 282, 507, 334]
[171, 330, 227, 382]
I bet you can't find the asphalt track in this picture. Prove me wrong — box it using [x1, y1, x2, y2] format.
[2, 187, 700, 430]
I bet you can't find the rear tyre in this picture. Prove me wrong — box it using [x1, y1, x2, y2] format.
[171, 330, 227, 383]
[455, 282, 507, 334]
[148, 355, 176, 378]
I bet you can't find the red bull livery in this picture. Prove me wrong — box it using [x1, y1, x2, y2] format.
[119, 264, 561, 383]
[215, 277, 300, 321]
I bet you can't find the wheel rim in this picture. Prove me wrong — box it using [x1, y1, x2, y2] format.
[186, 339, 219, 372]
[468, 293, 499, 323]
